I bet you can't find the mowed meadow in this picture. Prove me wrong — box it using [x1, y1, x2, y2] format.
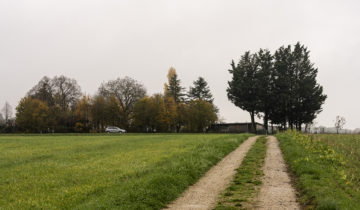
[0, 133, 251, 209]
[278, 132, 360, 209]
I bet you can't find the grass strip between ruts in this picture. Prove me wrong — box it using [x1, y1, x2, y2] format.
[215, 136, 267, 209]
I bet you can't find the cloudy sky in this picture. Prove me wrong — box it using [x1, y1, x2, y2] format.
[1, 0, 359, 129]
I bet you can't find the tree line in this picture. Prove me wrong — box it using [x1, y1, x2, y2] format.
[227, 42, 327, 132]
[6, 68, 217, 133]
[1, 42, 327, 133]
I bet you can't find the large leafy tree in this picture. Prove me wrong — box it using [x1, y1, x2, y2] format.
[90, 95, 107, 132]
[163, 95, 178, 132]
[148, 94, 176, 132]
[27, 75, 81, 132]
[133, 94, 178, 132]
[133, 96, 152, 132]
[133, 94, 169, 132]
[104, 95, 123, 127]
[227, 51, 260, 132]
[16, 97, 49, 133]
[151, 94, 170, 131]
[74, 95, 92, 132]
[185, 100, 217, 132]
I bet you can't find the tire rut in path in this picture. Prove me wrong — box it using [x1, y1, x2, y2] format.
[254, 136, 300, 210]
[165, 136, 258, 210]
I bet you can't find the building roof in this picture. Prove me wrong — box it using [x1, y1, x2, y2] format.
[212, 122, 264, 126]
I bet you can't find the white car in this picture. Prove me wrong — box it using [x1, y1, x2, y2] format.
[105, 126, 126, 133]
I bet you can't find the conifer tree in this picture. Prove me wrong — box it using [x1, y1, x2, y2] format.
[188, 77, 214, 103]
[291, 43, 327, 130]
[256, 49, 274, 133]
[228, 43, 326, 132]
[164, 67, 185, 103]
[227, 51, 260, 132]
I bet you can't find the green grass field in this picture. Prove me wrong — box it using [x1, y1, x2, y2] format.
[0, 133, 251, 209]
[277, 132, 360, 209]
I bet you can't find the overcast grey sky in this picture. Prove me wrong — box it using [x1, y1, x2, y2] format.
[1, 0, 360, 129]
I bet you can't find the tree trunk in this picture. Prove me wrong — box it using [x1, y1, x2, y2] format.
[250, 111, 256, 133]
[263, 111, 268, 135]
[297, 123, 302, 132]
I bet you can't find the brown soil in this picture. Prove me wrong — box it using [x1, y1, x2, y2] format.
[253, 136, 300, 210]
[165, 136, 258, 210]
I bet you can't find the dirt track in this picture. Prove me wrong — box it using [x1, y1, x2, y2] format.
[254, 136, 300, 210]
[165, 136, 258, 210]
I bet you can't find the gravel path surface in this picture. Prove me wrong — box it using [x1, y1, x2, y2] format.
[165, 136, 258, 210]
[254, 136, 300, 210]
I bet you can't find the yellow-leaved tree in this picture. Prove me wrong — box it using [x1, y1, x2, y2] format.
[74, 95, 92, 132]
[16, 97, 49, 133]
[91, 95, 107, 132]
[185, 100, 218, 132]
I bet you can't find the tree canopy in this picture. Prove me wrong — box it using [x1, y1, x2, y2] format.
[26, 75, 82, 132]
[16, 97, 49, 133]
[227, 42, 326, 131]
[11, 70, 218, 133]
[227, 51, 260, 132]
[8, 43, 327, 134]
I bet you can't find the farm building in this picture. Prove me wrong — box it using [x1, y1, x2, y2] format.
[207, 122, 265, 134]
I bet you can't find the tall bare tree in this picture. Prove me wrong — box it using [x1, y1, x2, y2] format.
[335, 115, 346, 134]
[25, 75, 81, 132]
[27, 76, 54, 106]
[52, 75, 82, 111]
[28, 75, 81, 110]
[98, 76, 146, 128]
[0, 113, 4, 125]
[1, 102, 13, 125]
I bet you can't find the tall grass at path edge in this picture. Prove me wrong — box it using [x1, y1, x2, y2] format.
[277, 131, 360, 210]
